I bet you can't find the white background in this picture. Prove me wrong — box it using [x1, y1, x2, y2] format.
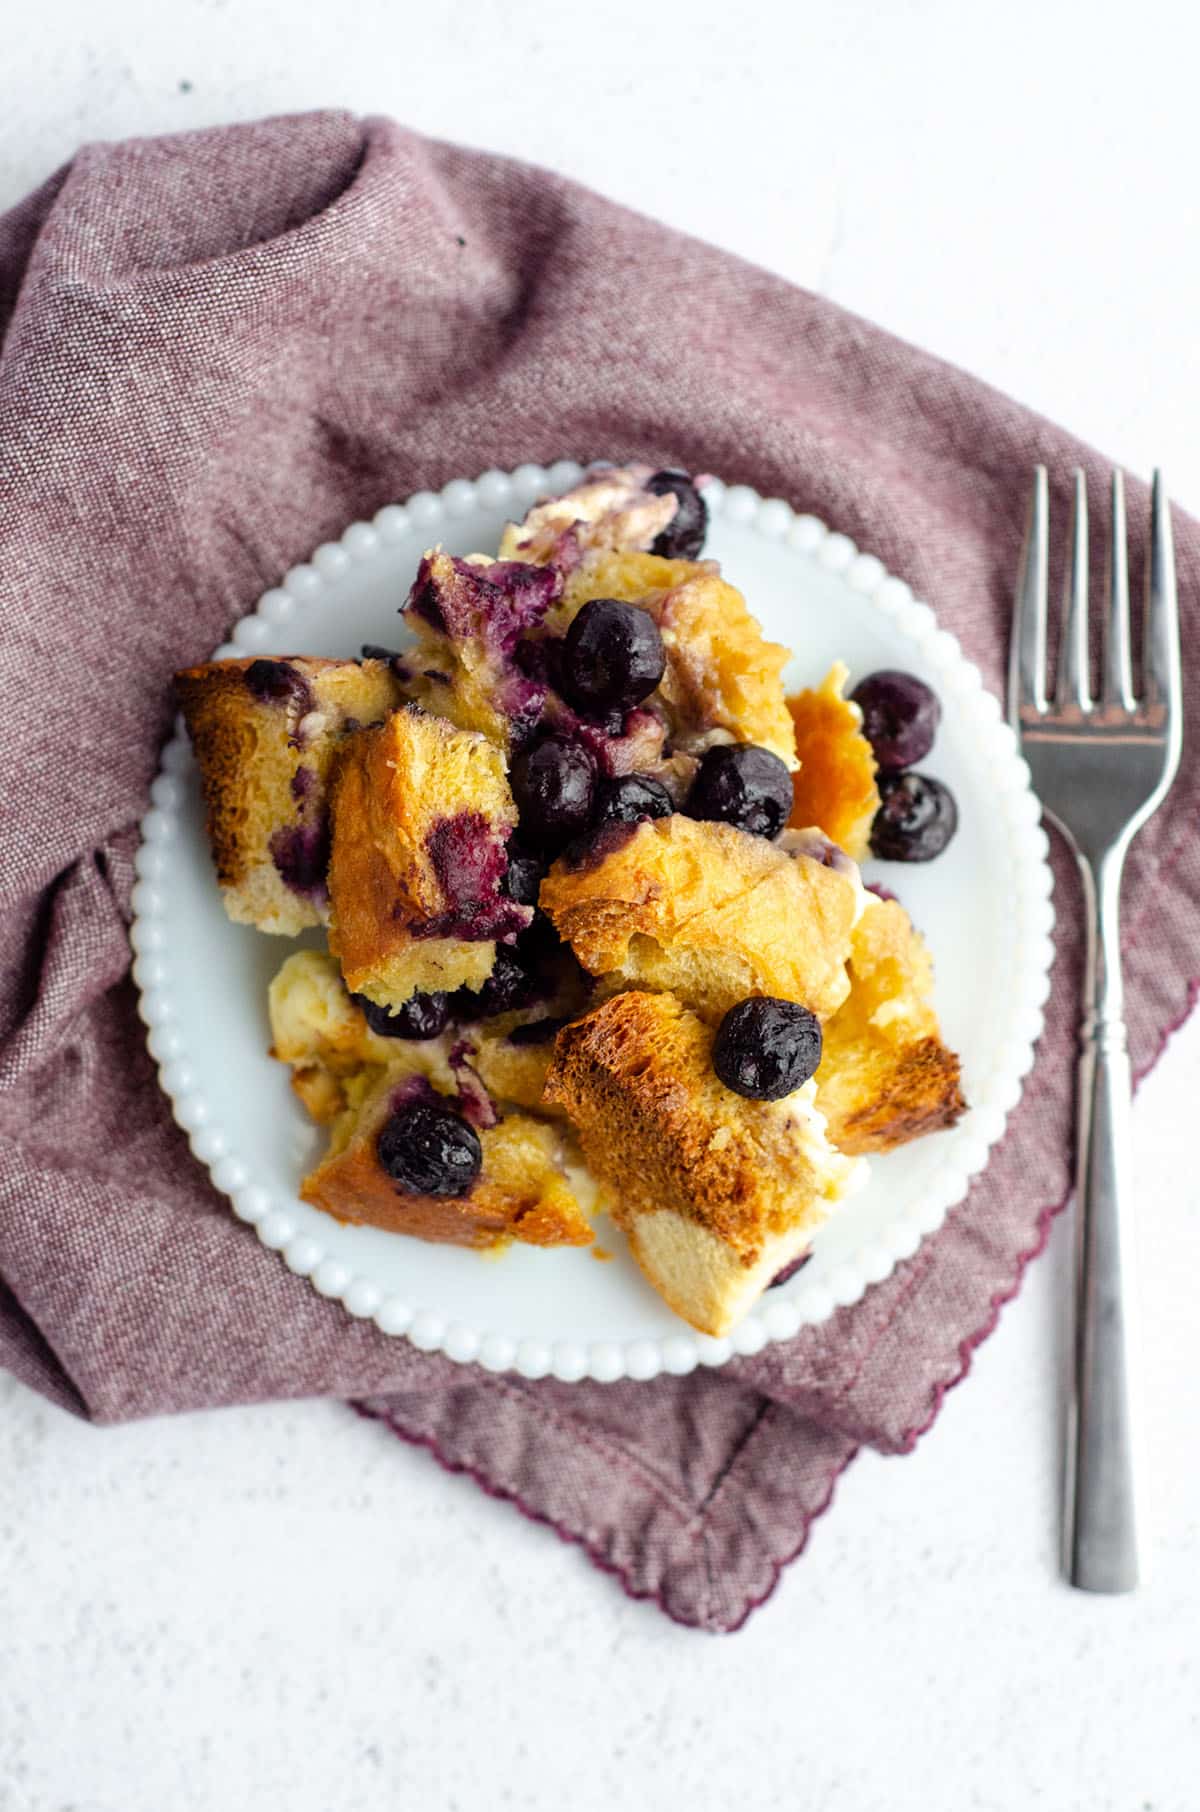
[3, 3, 1199, 1808]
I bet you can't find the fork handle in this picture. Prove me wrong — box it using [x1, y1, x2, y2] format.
[1067, 853, 1144, 1593]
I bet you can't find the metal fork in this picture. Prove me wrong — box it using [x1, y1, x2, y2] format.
[1009, 466, 1182, 1594]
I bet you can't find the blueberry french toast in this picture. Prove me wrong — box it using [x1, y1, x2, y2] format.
[178, 465, 965, 1334]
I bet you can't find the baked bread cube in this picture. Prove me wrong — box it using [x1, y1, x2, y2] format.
[786, 662, 880, 860]
[543, 990, 861, 1334]
[557, 550, 797, 769]
[175, 655, 404, 935]
[269, 945, 588, 1122]
[816, 897, 965, 1153]
[299, 1064, 592, 1248]
[327, 706, 530, 1008]
[401, 550, 562, 752]
[270, 945, 497, 1127]
[497, 464, 678, 568]
[268, 947, 428, 1120]
[539, 815, 859, 1024]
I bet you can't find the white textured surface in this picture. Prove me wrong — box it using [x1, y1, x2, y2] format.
[4, 3, 1200, 1808]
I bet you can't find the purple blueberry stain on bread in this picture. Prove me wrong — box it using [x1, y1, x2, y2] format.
[268, 815, 331, 901]
[244, 659, 314, 716]
[405, 554, 562, 657]
[388, 1074, 443, 1114]
[490, 664, 549, 751]
[414, 812, 533, 943]
[780, 828, 861, 881]
[427, 812, 507, 903]
[446, 1040, 500, 1130]
[290, 765, 316, 803]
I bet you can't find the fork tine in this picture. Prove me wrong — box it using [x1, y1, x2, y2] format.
[1103, 470, 1135, 709]
[1144, 470, 1180, 714]
[1056, 469, 1092, 710]
[1010, 465, 1049, 718]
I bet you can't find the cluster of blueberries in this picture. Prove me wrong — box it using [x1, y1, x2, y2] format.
[851, 670, 957, 863]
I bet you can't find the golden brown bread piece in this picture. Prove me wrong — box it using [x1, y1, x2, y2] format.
[175, 655, 405, 936]
[465, 953, 593, 1113]
[539, 815, 859, 1024]
[327, 706, 530, 1008]
[557, 550, 797, 768]
[543, 990, 861, 1334]
[468, 1021, 568, 1116]
[816, 897, 965, 1153]
[299, 1066, 593, 1248]
[269, 947, 428, 1122]
[786, 662, 881, 861]
[268, 946, 588, 1122]
[399, 549, 563, 753]
[497, 465, 677, 567]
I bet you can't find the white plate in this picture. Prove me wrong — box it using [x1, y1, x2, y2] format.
[130, 462, 1054, 1384]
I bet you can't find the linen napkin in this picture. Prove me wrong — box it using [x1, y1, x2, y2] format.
[1, 111, 1196, 1633]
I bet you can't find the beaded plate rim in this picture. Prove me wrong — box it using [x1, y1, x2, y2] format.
[129, 462, 1055, 1384]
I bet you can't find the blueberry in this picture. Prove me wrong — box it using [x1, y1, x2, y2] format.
[685, 743, 793, 839]
[767, 1251, 813, 1289]
[870, 772, 958, 862]
[376, 1100, 482, 1196]
[850, 670, 941, 771]
[501, 841, 544, 907]
[645, 469, 708, 559]
[712, 997, 823, 1101]
[470, 945, 543, 1018]
[353, 990, 452, 1040]
[510, 736, 598, 848]
[560, 598, 665, 715]
[593, 773, 674, 827]
[506, 1015, 570, 1048]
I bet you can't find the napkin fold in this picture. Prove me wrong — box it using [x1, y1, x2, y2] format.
[2, 112, 1196, 1632]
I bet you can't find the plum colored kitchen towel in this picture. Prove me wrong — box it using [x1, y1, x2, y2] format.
[2, 112, 1196, 1632]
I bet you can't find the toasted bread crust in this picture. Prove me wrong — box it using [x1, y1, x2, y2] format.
[543, 990, 846, 1258]
[175, 661, 264, 889]
[175, 655, 404, 935]
[816, 898, 965, 1153]
[540, 815, 857, 1022]
[823, 1036, 965, 1153]
[299, 1067, 591, 1247]
[558, 551, 797, 767]
[786, 662, 880, 861]
[327, 706, 527, 1006]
